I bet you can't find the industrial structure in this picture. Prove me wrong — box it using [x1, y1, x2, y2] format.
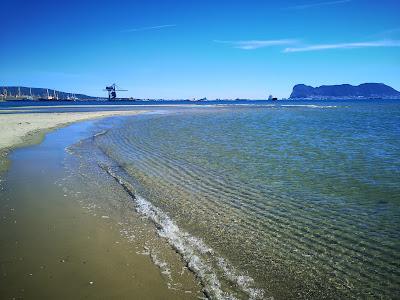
[0, 86, 92, 101]
[104, 84, 128, 100]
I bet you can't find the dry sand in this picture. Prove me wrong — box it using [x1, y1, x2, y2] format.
[0, 110, 145, 151]
[0, 110, 146, 173]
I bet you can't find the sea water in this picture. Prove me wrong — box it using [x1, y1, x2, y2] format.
[68, 101, 400, 299]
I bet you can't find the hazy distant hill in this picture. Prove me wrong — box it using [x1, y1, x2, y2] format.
[290, 83, 400, 99]
[1, 86, 95, 100]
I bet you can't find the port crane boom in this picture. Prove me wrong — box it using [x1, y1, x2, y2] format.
[104, 83, 128, 100]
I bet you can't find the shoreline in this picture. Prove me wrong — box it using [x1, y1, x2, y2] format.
[0, 110, 251, 299]
[0, 117, 202, 299]
[0, 110, 146, 173]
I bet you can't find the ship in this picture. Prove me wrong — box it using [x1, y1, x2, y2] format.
[37, 89, 59, 101]
[268, 95, 278, 101]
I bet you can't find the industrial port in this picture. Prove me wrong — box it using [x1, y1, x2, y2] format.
[1, 86, 84, 101]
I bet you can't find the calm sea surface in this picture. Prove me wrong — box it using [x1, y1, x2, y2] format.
[68, 101, 400, 299]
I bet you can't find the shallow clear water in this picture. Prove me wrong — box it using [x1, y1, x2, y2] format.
[72, 102, 400, 299]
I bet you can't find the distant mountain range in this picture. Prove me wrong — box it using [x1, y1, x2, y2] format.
[290, 83, 400, 99]
[1, 86, 95, 100]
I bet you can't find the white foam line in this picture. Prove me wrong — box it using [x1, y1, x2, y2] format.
[133, 193, 231, 299]
[104, 166, 265, 300]
[280, 104, 338, 108]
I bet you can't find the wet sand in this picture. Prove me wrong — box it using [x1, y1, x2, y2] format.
[0, 115, 203, 299]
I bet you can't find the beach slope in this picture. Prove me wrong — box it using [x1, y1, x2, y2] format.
[0, 110, 145, 172]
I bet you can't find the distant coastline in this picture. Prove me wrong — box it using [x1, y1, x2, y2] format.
[2, 83, 400, 102]
[0, 86, 95, 101]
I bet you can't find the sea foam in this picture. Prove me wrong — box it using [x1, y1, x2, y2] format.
[103, 165, 265, 300]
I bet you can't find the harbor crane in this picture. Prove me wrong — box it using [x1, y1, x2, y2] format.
[104, 83, 128, 100]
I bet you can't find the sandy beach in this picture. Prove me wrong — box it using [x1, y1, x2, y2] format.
[0, 110, 146, 173]
[0, 109, 203, 299]
[0, 110, 147, 151]
[1, 102, 399, 299]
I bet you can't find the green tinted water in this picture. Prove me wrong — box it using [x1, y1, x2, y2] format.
[89, 103, 400, 299]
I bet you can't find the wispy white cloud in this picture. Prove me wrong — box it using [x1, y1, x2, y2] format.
[371, 27, 400, 39]
[365, 28, 400, 41]
[287, 0, 351, 10]
[380, 28, 400, 35]
[215, 39, 298, 50]
[122, 24, 176, 33]
[284, 40, 400, 52]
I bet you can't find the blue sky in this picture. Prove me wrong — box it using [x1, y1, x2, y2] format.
[1, 0, 399, 99]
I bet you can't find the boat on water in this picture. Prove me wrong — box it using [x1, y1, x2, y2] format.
[268, 95, 278, 101]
